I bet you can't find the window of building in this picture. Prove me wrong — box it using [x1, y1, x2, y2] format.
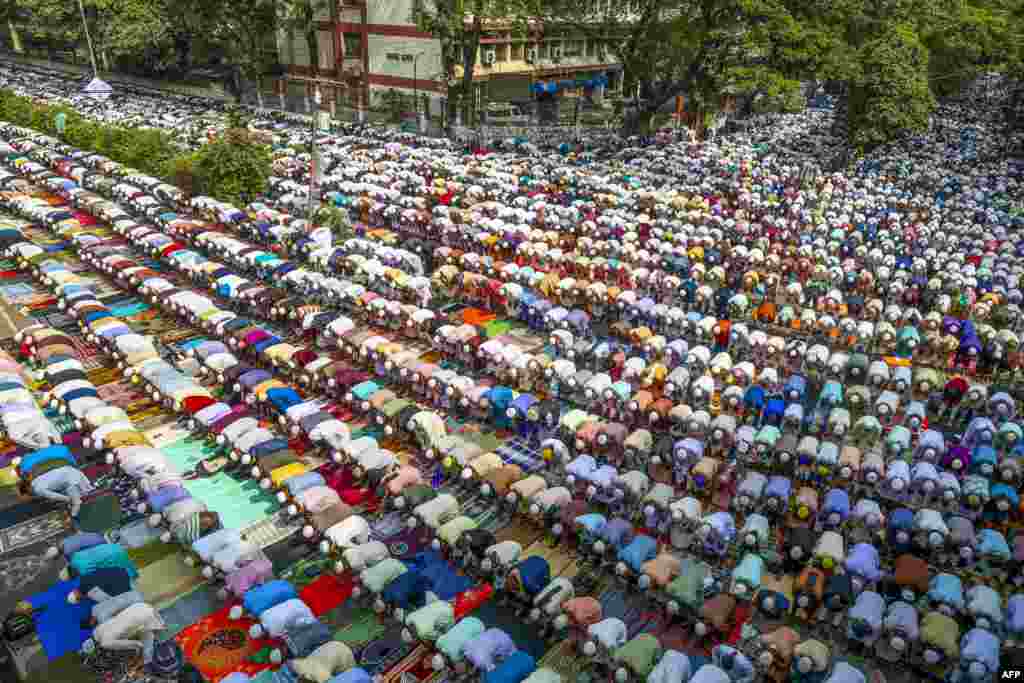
[343, 33, 361, 57]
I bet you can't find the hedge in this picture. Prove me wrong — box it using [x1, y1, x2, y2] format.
[0, 88, 272, 207]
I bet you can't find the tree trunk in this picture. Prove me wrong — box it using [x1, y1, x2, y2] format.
[460, 16, 482, 127]
[306, 29, 319, 78]
[256, 76, 265, 109]
[7, 19, 21, 53]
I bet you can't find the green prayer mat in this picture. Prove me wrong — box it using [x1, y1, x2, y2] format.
[161, 434, 276, 529]
[483, 320, 513, 338]
[76, 493, 122, 534]
[328, 606, 388, 647]
[126, 540, 179, 569]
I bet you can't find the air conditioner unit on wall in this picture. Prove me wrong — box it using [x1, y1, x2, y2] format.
[483, 49, 496, 65]
[526, 48, 538, 63]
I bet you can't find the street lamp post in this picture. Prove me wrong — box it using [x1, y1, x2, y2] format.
[412, 51, 426, 133]
[306, 87, 322, 225]
[77, 0, 99, 78]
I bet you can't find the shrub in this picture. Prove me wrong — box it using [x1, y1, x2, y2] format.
[0, 87, 270, 201]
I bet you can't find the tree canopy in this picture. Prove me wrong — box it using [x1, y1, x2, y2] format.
[4, 0, 1024, 149]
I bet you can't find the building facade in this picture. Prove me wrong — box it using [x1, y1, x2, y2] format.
[275, 0, 622, 120]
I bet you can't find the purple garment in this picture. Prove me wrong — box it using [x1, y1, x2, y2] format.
[765, 476, 791, 500]
[602, 518, 634, 547]
[0, 402, 40, 415]
[194, 402, 232, 426]
[463, 628, 517, 671]
[1007, 595, 1024, 635]
[239, 369, 272, 389]
[225, 557, 274, 597]
[845, 543, 882, 582]
[566, 455, 598, 478]
[147, 485, 191, 512]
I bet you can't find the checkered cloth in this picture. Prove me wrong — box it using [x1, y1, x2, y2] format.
[494, 437, 545, 473]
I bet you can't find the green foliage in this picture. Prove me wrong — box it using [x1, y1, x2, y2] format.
[277, 0, 331, 77]
[0, 87, 270, 202]
[316, 205, 354, 240]
[189, 128, 272, 206]
[847, 24, 935, 150]
[411, 0, 537, 125]
[537, 0, 830, 134]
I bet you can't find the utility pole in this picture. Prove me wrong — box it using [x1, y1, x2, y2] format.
[306, 86, 323, 225]
[77, 0, 99, 78]
[412, 50, 425, 132]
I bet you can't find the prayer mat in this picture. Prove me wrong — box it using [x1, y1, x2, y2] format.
[493, 520, 544, 547]
[357, 626, 414, 676]
[176, 603, 280, 683]
[0, 517, 73, 619]
[160, 585, 221, 639]
[470, 601, 548, 661]
[263, 535, 317, 575]
[6, 635, 50, 682]
[137, 553, 206, 607]
[324, 605, 387, 647]
[519, 539, 578, 579]
[0, 498, 60, 529]
[299, 572, 353, 616]
[278, 555, 331, 589]
[537, 638, 588, 683]
[126, 540, 179, 569]
[377, 645, 434, 683]
[27, 578, 95, 661]
[75, 491, 122, 534]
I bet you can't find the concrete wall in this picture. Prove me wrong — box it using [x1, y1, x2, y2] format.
[367, 0, 417, 26]
[367, 35, 441, 82]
